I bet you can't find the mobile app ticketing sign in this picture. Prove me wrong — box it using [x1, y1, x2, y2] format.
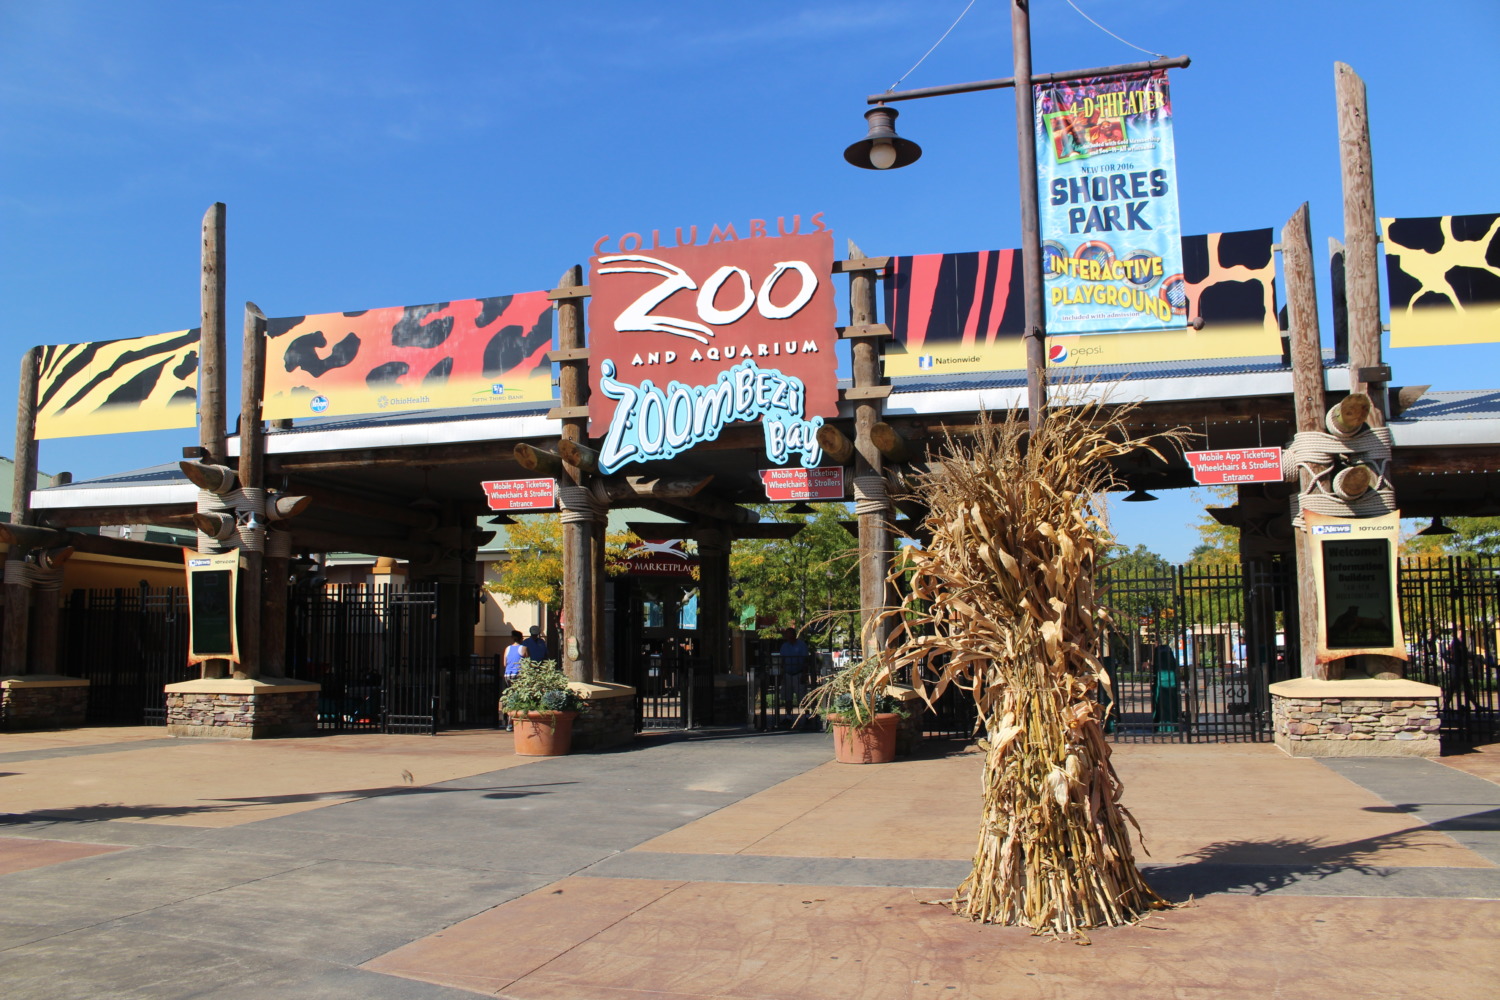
[587, 224, 838, 474]
[1035, 70, 1184, 336]
[760, 466, 845, 501]
[1185, 448, 1284, 486]
[482, 478, 557, 511]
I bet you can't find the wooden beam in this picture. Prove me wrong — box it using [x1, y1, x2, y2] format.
[4, 347, 40, 676]
[238, 301, 268, 679]
[270, 441, 512, 471]
[546, 347, 590, 362]
[842, 385, 893, 401]
[286, 482, 435, 531]
[37, 505, 196, 528]
[596, 475, 712, 502]
[870, 422, 910, 464]
[547, 284, 591, 300]
[200, 203, 227, 464]
[833, 256, 890, 273]
[838, 323, 893, 339]
[657, 493, 758, 524]
[558, 438, 601, 474]
[1336, 63, 1386, 426]
[290, 528, 441, 565]
[816, 424, 855, 464]
[513, 442, 565, 476]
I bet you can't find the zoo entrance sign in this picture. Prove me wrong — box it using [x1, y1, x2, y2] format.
[587, 225, 839, 475]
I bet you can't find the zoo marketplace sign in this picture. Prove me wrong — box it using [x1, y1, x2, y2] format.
[1035, 70, 1185, 336]
[586, 227, 838, 474]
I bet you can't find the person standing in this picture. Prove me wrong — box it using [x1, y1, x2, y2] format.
[778, 627, 810, 723]
[522, 625, 549, 663]
[504, 630, 527, 679]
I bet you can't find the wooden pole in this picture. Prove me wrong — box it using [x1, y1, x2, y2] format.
[1011, 0, 1047, 431]
[200, 203, 228, 461]
[4, 347, 40, 675]
[198, 203, 229, 679]
[555, 265, 595, 682]
[236, 302, 267, 680]
[1283, 204, 1327, 680]
[847, 242, 890, 658]
[1335, 63, 1386, 426]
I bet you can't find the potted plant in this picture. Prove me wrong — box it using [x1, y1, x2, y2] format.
[802, 657, 907, 764]
[500, 659, 583, 756]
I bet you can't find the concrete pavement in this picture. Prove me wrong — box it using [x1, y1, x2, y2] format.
[0, 727, 1497, 999]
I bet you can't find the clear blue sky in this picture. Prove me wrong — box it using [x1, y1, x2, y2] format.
[3, 1, 1497, 561]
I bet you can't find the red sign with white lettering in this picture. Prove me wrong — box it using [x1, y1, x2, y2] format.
[482, 478, 557, 510]
[1185, 447, 1284, 486]
[760, 466, 846, 501]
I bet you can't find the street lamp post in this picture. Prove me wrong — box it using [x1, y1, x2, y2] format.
[844, 0, 1190, 432]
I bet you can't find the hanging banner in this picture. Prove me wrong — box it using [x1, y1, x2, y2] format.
[1305, 510, 1407, 665]
[587, 228, 838, 474]
[883, 229, 1279, 377]
[263, 292, 555, 420]
[1383, 213, 1500, 347]
[35, 329, 200, 439]
[1035, 70, 1184, 337]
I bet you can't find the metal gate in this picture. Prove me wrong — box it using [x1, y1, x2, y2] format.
[1098, 562, 1282, 743]
[1399, 555, 1500, 743]
[288, 581, 499, 734]
[59, 587, 195, 725]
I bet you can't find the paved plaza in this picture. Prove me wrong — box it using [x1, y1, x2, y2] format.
[1, 726, 1497, 999]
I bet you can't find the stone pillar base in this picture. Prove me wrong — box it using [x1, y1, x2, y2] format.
[567, 681, 636, 751]
[888, 684, 925, 757]
[0, 676, 89, 730]
[712, 673, 750, 726]
[1269, 677, 1442, 757]
[165, 677, 320, 739]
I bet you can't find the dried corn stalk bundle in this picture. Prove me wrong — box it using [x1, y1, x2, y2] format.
[877, 401, 1182, 935]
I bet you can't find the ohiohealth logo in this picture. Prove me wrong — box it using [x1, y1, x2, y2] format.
[918, 355, 935, 370]
[1048, 344, 1069, 364]
[309, 395, 329, 413]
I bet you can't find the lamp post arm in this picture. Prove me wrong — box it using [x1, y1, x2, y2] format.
[865, 55, 1191, 105]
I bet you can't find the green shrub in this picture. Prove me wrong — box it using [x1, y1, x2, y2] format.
[501, 659, 583, 714]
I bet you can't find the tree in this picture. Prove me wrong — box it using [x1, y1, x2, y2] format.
[729, 503, 861, 648]
[486, 514, 638, 607]
[1403, 517, 1500, 558]
[1187, 485, 1239, 567]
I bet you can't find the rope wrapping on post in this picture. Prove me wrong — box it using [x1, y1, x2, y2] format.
[265, 529, 293, 559]
[5, 559, 62, 591]
[853, 475, 892, 516]
[557, 484, 607, 524]
[1286, 426, 1395, 524]
[235, 486, 266, 553]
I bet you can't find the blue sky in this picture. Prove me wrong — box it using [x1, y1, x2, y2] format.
[3, 0, 1497, 561]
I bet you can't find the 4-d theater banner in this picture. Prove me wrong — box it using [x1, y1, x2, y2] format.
[1035, 70, 1184, 336]
[1383, 213, 1500, 347]
[36, 329, 200, 439]
[263, 292, 555, 420]
[587, 230, 838, 474]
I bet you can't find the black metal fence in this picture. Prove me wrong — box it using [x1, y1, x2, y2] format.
[1399, 555, 1500, 743]
[1097, 561, 1284, 743]
[60, 587, 195, 725]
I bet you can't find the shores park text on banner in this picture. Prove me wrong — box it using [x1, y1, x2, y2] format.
[1035, 69, 1184, 337]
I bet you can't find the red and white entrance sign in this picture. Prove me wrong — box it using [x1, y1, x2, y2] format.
[760, 466, 845, 501]
[1184, 447, 1284, 486]
[481, 478, 557, 511]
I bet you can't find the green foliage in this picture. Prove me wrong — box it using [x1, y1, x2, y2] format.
[487, 513, 640, 606]
[1403, 517, 1500, 558]
[800, 656, 909, 728]
[729, 503, 861, 643]
[499, 659, 583, 714]
[1187, 485, 1240, 567]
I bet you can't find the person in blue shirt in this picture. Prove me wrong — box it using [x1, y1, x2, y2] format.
[504, 631, 527, 678]
[522, 625, 549, 662]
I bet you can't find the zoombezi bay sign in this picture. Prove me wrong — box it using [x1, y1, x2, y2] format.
[587, 226, 838, 474]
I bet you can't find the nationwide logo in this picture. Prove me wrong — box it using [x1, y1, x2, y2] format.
[1048, 344, 1069, 364]
[310, 395, 330, 413]
[918, 355, 934, 370]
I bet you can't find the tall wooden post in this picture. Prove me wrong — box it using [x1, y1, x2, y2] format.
[1335, 63, 1386, 425]
[236, 303, 266, 680]
[847, 243, 891, 659]
[555, 265, 596, 682]
[199, 203, 229, 679]
[4, 347, 40, 675]
[1283, 204, 1327, 680]
[1011, 0, 1047, 429]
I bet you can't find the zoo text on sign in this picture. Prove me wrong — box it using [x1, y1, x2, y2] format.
[760, 466, 845, 501]
[1184, 447, 1283, 485]
[481, 478, 557, 511]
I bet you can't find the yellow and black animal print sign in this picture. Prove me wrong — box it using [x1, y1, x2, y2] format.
[1383, 213, 1500, 347]
[35, 329, 199, 439]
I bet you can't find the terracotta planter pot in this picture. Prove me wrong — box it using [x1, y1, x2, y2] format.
[511, 710, 577, 756]
[828, 712, 899, 764]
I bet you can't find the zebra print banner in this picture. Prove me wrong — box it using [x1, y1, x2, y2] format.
[883, 228, 1280, 376]
[35, 329, 199, 439]
[263, 291, 555, 420]
[1384, 213, 1500, 347]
